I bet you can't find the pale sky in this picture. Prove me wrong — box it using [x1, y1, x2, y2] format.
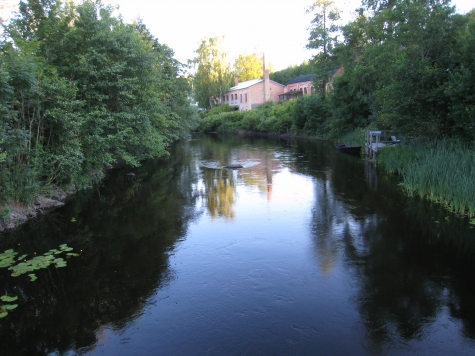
[106, 0, 475, 70]
[1, 0, 474, 70]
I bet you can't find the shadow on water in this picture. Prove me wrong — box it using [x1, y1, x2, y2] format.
[0, 142, 200, 355]
[0, 134, 474, 355]
[292, 139, 475, 351]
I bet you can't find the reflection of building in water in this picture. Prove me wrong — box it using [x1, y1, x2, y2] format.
[197, 148, 281, 220]
[238, 150, 280, 203]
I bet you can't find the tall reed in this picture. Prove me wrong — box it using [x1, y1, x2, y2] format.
[378, 140, 475, 218]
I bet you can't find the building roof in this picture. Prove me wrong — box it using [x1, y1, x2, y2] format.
[229, 78, 263, 91]
[228, 78, 285, 91]
[286, 74, 314, 85]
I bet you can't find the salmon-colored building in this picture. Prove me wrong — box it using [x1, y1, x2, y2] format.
[220, 69, 285, 111]
[279, 74, 315, 101]
[278, 67, 345, 101]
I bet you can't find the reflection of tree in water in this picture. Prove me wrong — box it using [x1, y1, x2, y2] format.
[201, 168, 236, 220]
[296, 138, 475, 350]
[310, 173, 341, 276]
[195, 134, 284, 218]
[0, 146, 200, 355]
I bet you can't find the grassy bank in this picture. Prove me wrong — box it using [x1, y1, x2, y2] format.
[378, 140, 475, 219]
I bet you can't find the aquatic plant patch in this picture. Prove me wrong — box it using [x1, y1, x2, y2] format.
[378, 140, 475, 220]
[0, 244, 80, 318]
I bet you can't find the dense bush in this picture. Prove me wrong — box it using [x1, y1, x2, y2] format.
[292, 94, 330, 136]
[198, 100, 295, 134]
[0, 0, 198, 204]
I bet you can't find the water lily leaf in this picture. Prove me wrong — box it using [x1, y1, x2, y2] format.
[66, 253, 80, 257]
[28, 274, 37, 281]
[71, 218, 77, 222]
[1, 296, 17, 302]
[2, 304, 18, 310]
[0, 259, 14, 268]
[0, 311, 8, 318]
[16, 254, 27, 261]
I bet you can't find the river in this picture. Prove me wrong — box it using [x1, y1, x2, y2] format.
[1, 134, 474, 355]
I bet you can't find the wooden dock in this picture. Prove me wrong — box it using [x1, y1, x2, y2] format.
[365, 130, 400, 159]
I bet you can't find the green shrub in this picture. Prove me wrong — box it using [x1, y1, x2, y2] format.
[292, 94, 330, 136]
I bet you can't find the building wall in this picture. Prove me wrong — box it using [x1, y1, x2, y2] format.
[285, 80, 313, 95]
[222, 80, 284, 111]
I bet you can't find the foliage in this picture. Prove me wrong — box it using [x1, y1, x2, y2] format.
[234, 53, 263, 81]
[328, 0, 472, 140]
[192, 36, 233, 109]
[0, 0, 197, 205]
[378, 140, 475, 218]
[292, 93, 330, 136]
[306, 0, 341, 92]
[198, 100, 295, 134]
[202, 104, 235, 118]
[270, 61, 316, 85]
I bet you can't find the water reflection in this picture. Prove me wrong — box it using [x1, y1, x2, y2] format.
[200, 168, 237, 220]
[0, 147, 200, 355]
[292, 139, 475, 351]
[0, 135, 474, 355]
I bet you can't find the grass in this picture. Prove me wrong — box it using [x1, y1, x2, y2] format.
[378, 139, 475, 218]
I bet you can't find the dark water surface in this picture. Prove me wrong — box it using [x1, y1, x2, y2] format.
[1, 134, 475, 355]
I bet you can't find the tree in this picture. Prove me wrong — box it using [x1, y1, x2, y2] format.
[270, 61, 316, 85]
[233, 53, 263, 81]
[306, 0, 341, 92]
[1, 0, 197, 203]
[192, 36, 233, 109]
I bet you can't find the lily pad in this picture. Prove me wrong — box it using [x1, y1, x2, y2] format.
[1, 295, 18, 302]
[28, 274, 37, 281]
[2, 304, 18, 310]
[0, 311, 8, 318]
[16, 254, 27, 261]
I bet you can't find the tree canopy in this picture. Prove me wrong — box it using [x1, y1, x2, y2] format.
[234, 53, 263, 82]
[192, 36, 233, 109]
[0, 0, 198, 203]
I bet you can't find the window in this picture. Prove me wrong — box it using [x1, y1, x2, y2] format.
[235, 94, 237, 100]
[227, 95, 229, 102]
[245, 93, 247, 102]
[240, 94, 242, 103]
[304, 87, 307, 94]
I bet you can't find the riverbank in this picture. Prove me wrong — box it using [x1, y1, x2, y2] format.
[198, 107, 474, 224]
[0, 185, 76, 233]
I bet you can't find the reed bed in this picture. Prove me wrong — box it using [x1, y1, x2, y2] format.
[378, 140, 475, 218]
